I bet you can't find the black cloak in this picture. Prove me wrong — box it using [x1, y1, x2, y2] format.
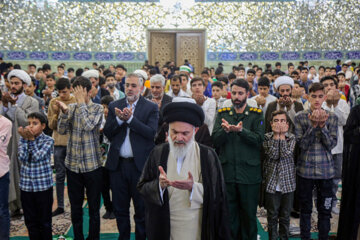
[338, 105, 360, 239]
[137, 143, 231, 240]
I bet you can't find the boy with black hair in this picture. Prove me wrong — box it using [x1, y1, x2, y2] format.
[25, 77, 45, 112]
[57, 76, 104, 240]
[201, 70, 212, 97]
[100, 95, 115, 219]
[295, 82, 338, 240]
[47, 77, 76, 216]
[246, 69, 257, 96]
[263, 110, 296, 240]
[211, 81, 226, 110]
[18, 112, 54, 240]
[251, 77, 277, 115]
[42, 74, 58, 113]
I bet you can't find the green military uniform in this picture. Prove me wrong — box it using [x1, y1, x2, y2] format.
[212, 105, 265, 240]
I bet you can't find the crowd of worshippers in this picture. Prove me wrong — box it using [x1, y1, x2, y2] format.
[0, 58, 360, 240]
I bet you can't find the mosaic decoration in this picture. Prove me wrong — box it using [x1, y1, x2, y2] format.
[2, 50, 360, 62]
[0, 0, 359, 54]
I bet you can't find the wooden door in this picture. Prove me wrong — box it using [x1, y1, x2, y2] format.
[148, 32, 176, 68]
[176, 32, 205, 75]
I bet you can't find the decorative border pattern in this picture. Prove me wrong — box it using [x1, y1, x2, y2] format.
[1, 50, 360, 62]
[207, 51, 360, 61]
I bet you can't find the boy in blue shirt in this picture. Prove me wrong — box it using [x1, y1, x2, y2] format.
[18, 112, 54, 240]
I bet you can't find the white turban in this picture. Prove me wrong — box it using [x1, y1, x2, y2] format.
[134, 69, 148, 82]
[274, 76, 294, 89]
[82, 69, 99, 79]
[8, 69, 31, 86]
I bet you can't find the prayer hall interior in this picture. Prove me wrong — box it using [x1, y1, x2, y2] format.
[1, 0, 360, 239]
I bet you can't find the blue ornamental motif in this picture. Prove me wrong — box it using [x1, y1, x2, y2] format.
[281, 52, 300, 60]
[116, 52, 135, 61]
[29, 52, 49, 60]
[260, 52, 279, 61]
[136, 52, 146, 61]
[239, 52, 257, 61]
[0, 52, 3, 58]
[324, 51, 343, 59]
[95, 52, 113, 61]
[346, 51, 360, 59]
[207, 52, 217, 61]
[7, 51, 27, 60]
[303, 52, 321, 60]
[73, 52, 92, 61]
[218, 52, 237, 61]
[51, 52, 71, 60]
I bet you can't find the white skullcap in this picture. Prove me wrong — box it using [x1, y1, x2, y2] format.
[82, 69, 99, 79]
[134, 69, 148, 81]
[172, 97, 196, 104]
[274, 76, 294, 89]
[8, 69, 31, 86]
[344, 60, 351, 64]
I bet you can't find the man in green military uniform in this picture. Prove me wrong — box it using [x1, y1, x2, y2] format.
[212, 79, 265, 240]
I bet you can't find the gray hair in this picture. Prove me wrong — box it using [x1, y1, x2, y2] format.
[126, 73, 143, 86]
[150, 74, 165, 86]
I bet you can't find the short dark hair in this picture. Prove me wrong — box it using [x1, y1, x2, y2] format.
[57, 65, 64, 70]
[201, 70, 209, 76]
[28, 112, 47, 125]
[42, 64, 51, 71]
[105, 73, 115, 79]
[319, 66, 325, 71]
[291, 71, 299, 76]
[247, 69, 256, 75]
[211, 81, 223, 89]
[337, 72, 345, 77]
[116, 64, 126, 71]
[257, 77, 270, 87]
[14, 64, 21, 69]
[72, 76, 92, 92]
[67, 68, 74, 73]
[56, 78, 71, 90]
[320, 76, 338, 88]
[238, 67, 245, 72]
[171, 75, 181, 83]
[218, 76, 229, 85]
[336, 59, 341, 64]
[342, 63, 348, 67]
[300, 67, 308, 72]
[215, 67, 223, 75]
[309, 66, 315, 70]
[30, 76, 37, 86]
[46, 74, 55, 79]
[228, 73, 236, 80]
[28, 64, 36, 68]
[288, 63, 294, 68]
[190, 77, 205, 87]
[100, 95, 114, 105]
[93, 62, 98, 66]
[270, 109, 290, 122]
[273, 69, 284, 76]
[309, 82, 325, 93]
[99, 77, 106, 86]
[293, 80, 301, 86]
[230, 79, 249, 92]
[149, 68, 157, 75]
[75, 68, 84, 77]
[275, 62, 281, 67]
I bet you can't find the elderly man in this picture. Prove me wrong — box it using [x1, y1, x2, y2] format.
[82, 69, 109, 104]
[104, 73, 158, 240]
[0, 69, 39, 215]
[137, 97, 230, 240]
[147, 74, 172, 132]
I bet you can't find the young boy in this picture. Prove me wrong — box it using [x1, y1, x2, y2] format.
[18, 112, 54, 240]
[100, 95, 115, 219]
[42, 74, 58, 113]
[25, 77, 45, 112]
[263, 110, 296, 240]
[295, 82, 338, 240]
[251, 77, 277, 115]
[0, 110, 12, 239]
[57, 76, 104, 240]
[47, 78, 76, 217]
[211, 81, 226, 110]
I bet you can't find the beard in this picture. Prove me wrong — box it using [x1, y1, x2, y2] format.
[126, 93, 140, 102]
[168, 131, 195, 159]
[12, 86, 24, 95]
[232, 97, 247, 109]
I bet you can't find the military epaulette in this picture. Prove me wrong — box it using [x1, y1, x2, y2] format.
[218, 107, 231, 113]
[249, 107, 262, 114]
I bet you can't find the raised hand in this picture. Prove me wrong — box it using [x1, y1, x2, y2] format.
[170, 171, 194, 191]
[255, 96, 266, 107]
[55, 100, 69, 114]
[73, 86, 86, 104]
[308, 109, 319, 128]
[318, 109, 329, 128]
[221, 118, 231, 132]
[159, 166, 171, 190]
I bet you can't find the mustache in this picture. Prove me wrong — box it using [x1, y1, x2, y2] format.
[174, 140, 186, 144]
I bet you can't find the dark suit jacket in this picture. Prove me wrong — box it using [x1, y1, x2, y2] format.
[104, 96, 159, 172]
[146, 94, 173, 128]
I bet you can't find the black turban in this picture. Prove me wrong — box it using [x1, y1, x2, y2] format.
[162, 100, 205, 127]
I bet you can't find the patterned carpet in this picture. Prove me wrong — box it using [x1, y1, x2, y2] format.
[9, 176, 340, 240]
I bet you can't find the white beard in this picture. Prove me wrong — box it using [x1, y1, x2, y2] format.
[168, 132, 195, 159]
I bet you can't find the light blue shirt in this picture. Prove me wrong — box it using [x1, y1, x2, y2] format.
[116, 98, 139, 158]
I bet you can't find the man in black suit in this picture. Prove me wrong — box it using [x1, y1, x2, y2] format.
[104, 73, 159, 240]
[146, 74, 172, 129]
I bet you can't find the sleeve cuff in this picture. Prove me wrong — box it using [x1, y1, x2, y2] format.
[116, 116, 124, 126]
[126, 115, 134, 124]
[159, 182, 166, 202]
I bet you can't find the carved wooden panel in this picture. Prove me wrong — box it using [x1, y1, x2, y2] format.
[176, 33, 205, 75]
[149, 33, 176, 67]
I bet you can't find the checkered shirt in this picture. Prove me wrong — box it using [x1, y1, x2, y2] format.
[18, 133, 54, 192]
[263, 132, 296, 193]
[295, 109, 338, 179]
[58, 101, 104, 173]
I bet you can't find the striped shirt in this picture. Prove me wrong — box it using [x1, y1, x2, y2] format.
[263, 132, 296, 193]
[58, 101, 104, 173]
[295, 109, 338, 179]
[18, 133, 54, 192]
